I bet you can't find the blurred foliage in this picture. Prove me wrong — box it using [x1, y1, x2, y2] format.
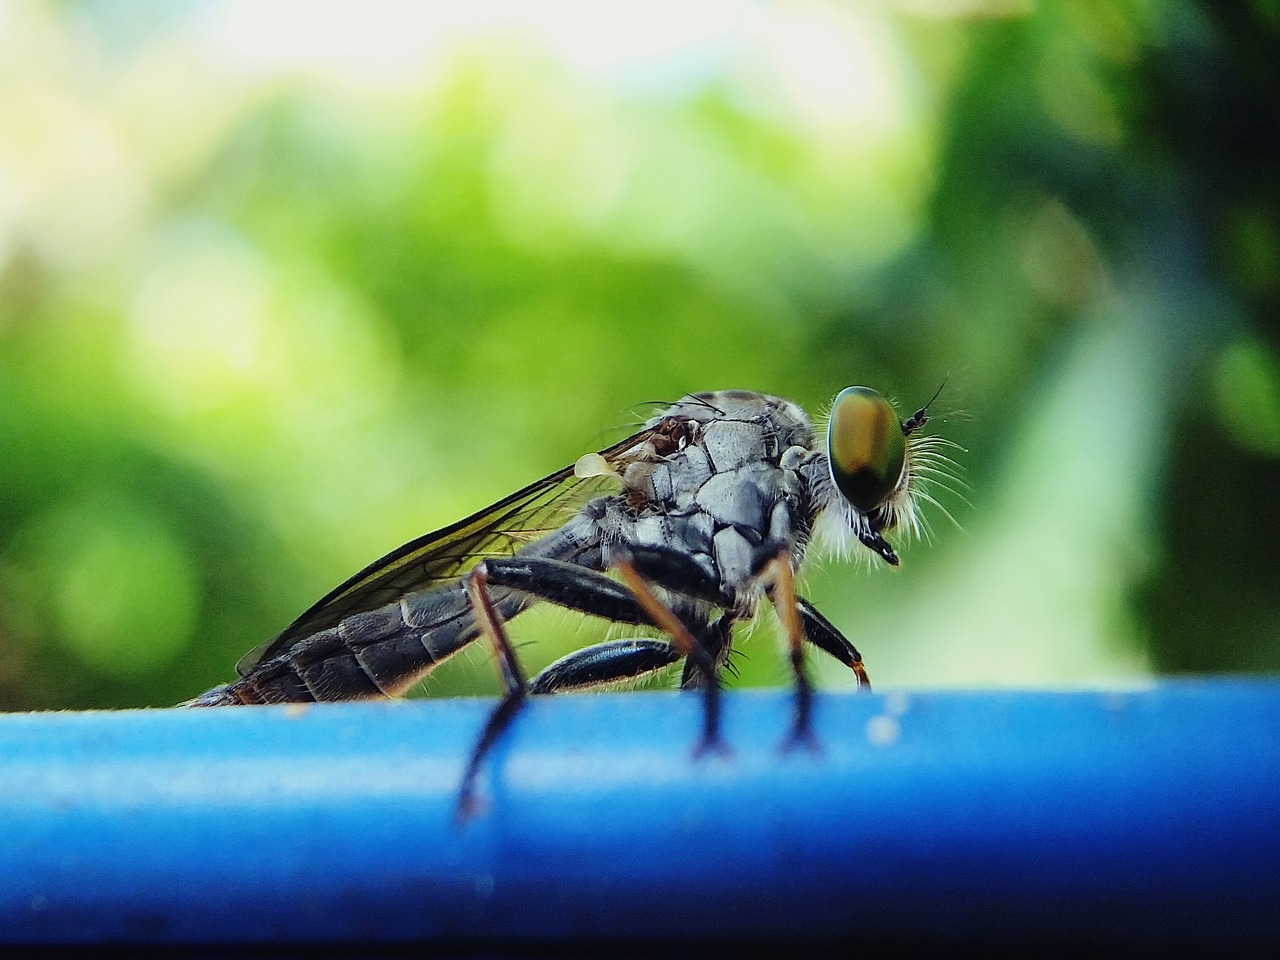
[0, 0, 1276, 709]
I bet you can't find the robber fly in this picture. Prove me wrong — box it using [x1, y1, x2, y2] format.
[190, 386, 954, 817]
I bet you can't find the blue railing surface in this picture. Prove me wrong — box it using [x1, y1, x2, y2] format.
[0, 679, 1277, 950]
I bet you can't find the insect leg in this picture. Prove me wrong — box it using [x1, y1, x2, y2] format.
[765, 551, 818, 751]
[795, 597, 871, 691]
[529, 638, 682, 694]
[679, 615, 734, 690]
[457, 564, 530, 822]
[481, 557, 651, 624]
[530, 618, 731, 738]
[481, 555, 721, 691]
[615, 558, 726, 756]
[622, 545, 725, 605]
[484, 554, 723, 698]
[458, 556, 721, 818]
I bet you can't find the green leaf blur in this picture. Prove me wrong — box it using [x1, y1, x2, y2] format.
[0, 1, 1275, 708]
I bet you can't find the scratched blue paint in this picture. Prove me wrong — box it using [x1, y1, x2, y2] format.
[0, 680, 1276, 947]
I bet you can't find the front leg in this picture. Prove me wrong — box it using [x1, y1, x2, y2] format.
[795, 597, 871, 691]
[764, 554, 873, 752]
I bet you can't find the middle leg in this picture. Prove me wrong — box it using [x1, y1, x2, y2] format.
[459, 554, 726, 819]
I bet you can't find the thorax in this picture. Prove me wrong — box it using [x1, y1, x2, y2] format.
[604, 390, 823, 603]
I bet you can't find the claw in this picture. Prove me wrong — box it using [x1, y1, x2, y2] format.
[693, 732, 731, 759]
[454, 786, 485, 826]
[853, 661, 873, 692]
[780, 726, 821, 754]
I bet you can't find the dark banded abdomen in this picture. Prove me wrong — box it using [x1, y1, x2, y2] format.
[188, 523, 606, 707]
[189, 583, 530, 706]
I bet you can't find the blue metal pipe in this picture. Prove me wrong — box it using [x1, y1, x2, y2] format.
[1, 680, 1277, 947]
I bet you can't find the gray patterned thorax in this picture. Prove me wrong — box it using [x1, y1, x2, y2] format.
[585, 390, 824, 608]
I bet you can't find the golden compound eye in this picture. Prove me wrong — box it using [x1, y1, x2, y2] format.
[827, 386, 906, 513]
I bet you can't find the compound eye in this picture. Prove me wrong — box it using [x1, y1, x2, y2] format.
[827, 386, 906, 513]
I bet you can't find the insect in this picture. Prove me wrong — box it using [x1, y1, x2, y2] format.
[190, 386, 955, 817]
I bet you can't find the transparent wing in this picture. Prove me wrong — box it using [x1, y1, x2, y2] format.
[235, 427, 662, 675]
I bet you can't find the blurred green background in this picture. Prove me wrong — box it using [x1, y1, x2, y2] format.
[0, 0, 1276, 710]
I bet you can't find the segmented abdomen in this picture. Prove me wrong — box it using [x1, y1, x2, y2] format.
[190, 582, 531, 706]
